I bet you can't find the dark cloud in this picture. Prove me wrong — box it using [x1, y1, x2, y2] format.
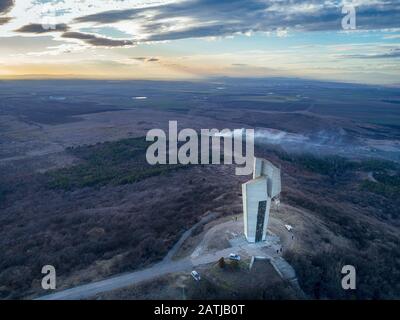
[132, 57, 159, 62]
[74, 8, 139, 24]
[0, 0, 13, 14]
[344, 49, 400, 59]
[0, 16, 11, 25]
[73, 0, 400, 44]
[61, 31, 135, 47]
[0, 0, 13, 23]
[146, 24, 239, 42]
[16, 23, 69, 33]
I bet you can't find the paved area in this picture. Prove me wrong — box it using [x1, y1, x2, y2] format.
[37, 214, 303, 300]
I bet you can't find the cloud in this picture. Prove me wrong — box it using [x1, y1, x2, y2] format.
[2, 0, 400, 64]
[383, 34, 400, 40]
[16, 23, 69, 34]
[74, 8, 140, 24]
[0, 0, 13, 14]
[344, 48, 400, 59]
[145, 24, 242, 42]
[73, 0, 400, 44]
[0, 0, 13, 23]
[0, 16, 10, 25]
[61, 31, 135, 47]
[132, 57, 159, 62]
[3, 1, 400, 49]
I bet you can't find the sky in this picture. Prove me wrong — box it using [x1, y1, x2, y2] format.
[0, 0, 399, 84]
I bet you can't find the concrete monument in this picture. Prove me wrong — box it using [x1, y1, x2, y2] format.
[242, 158, 281, 242]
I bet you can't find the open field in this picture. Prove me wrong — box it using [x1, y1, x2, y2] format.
[0, 78, 399, 299]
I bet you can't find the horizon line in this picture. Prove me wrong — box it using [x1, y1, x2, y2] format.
[0, 74, 398, 87]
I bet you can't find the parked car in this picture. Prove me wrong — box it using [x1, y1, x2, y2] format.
[285, 224, 293, 232]
[191, 270, 201, 281]
[229, 253, 241, 261]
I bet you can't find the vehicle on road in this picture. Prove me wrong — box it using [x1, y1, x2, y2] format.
[285, 224, 293, 232]
[191, 270, 201, 281]
[229, 253, 241, 261]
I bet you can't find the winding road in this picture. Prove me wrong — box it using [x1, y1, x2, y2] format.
[37, 214, 300, 300]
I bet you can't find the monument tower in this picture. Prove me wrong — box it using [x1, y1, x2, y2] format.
[242, 158, 281, 243]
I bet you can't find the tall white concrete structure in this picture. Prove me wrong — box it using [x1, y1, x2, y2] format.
[242, 158, 281, 243]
